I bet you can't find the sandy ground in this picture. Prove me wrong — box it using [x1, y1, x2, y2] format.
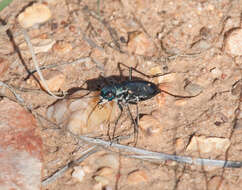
[0, 0, 242, 189]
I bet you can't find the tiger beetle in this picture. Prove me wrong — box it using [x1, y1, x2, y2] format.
[97, 63, 161, 145]
[93, 63, 199, 145]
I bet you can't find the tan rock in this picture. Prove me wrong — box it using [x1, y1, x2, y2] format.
[174, 99, 187, 106]
[157, 73, 178, 84]
[52, 41, 72, 54]
[155, 83, 171, 107]
[175, 138, 185, 152]
[94, 154, 119, 170]
[186, 136, 230, 155]
[184, 83, 203, 96]
[72, 166, 85, 182]
[93, 167, 115, 186]
[46, 99, 69, 123]
[127, 170, 148, 185]
[40, 70, 65, 91]
[225, 28, 242, 56]
[95, 167, 114, 177]
[94, 176, 109, 186]
[18, 3, 52, 28]
[19, 38, 56, 56]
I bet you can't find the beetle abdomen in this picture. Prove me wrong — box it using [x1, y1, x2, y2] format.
[121, 80, 160, 103]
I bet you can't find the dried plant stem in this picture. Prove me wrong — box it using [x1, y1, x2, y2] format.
[0, 81, 32, 110]
[22, 28, 65, 99]
[74, 134, 242, 168]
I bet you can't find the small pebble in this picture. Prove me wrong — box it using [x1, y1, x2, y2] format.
[19, 38, 56, 57]
[127, 170, 148, 185]
[94, 176, 109, 186]
[40, 70, 65, 91]
[186, 136, 230, 155]
[155, 92, 166, 107]
[157, 73, 177, 84]
[175, 138, 185, 152]
[95, 167, 114, 177]
[231, 80, 242, 96]
[192, 39, 210, 50]
[46, 99, 68, 123]
[95, 154, 119, 170]
[174, 99, 187, 106]
[52, 41, 72, 54]
[155, 83, 171, 107]
[93, 167, 114, 186]
[210, 67, 222, 78]
[184, 83, 203, 96]
[72, 166, 85, 182]
[235, 119, 242, 129]
[225, 28, 242, 56]
[18, 3, 52, 28]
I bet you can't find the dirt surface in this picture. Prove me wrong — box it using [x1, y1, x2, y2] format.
[0, 0, 242, 189]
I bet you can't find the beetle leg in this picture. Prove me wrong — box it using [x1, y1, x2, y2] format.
[127, 103, 139, 146]
[129, 67, 132, 81]
[135, 102, 139, 146]
[118, 62, 172, 79]
[111, 101, 123, 141]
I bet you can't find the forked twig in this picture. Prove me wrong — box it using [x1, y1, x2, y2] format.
[0, 81, 25, 103]
[22, 28, 65, 99]
[74, 135, 242, 168]
[0, 81, 32, 110]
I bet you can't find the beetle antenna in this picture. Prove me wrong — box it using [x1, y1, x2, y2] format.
[159, 89, 202, 98]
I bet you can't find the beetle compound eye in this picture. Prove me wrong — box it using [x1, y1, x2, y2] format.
[106, 92, 114, 99]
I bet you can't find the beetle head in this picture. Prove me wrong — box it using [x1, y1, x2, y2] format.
[99, 86, 116, 104]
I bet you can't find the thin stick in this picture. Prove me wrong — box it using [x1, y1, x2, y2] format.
[42, 146, 98, 186]
[126, 104, 138, 145]
[0, 81, 25, 104]
[74, 135, 242, 168]
[0, 81, 32, 110]
[22, 28, 65, 99]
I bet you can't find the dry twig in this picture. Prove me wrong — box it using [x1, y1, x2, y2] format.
[0, 81, 32, 110]
[74, 134, 242, 168]
[22, 28, 65, 99]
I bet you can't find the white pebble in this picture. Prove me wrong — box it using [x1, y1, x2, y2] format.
[72, 166, 85, 182]
[18, 3, 52, 28]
